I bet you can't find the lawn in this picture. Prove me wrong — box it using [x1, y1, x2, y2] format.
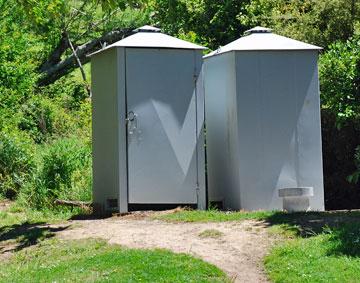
[0, 239, 228, 283]
[2, 203, 360, 283]
[264, 212, 360, 283]
[154, 208, 277, 222]
[0, 205, 229, 283]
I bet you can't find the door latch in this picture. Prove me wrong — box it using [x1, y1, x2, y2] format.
[127, 111, 138, 135]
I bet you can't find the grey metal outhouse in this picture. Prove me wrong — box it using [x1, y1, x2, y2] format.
[204, 27, 325, 211]
[91, 26, 206, 213]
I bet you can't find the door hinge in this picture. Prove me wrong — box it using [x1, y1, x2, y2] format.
[195, 182, 200, 201]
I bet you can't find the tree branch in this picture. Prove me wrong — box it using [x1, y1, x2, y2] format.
[38, 28, 132, 86]
[66, 32, 92, 96]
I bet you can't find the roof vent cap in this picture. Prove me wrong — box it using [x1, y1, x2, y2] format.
[133, 25, 161, 33]
[245, 26, 272, 35]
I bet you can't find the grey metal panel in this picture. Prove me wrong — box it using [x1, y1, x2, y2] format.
[195, 52, 206, 209]
[234, 51, 324, 211]
[116, 48, 128, 212]
[125, 48, 200, 204]
[236, 51, 298, 210]
[204, 52, 240, 207]
[294, 51, 324, 210]
[91, 48, 121, 211]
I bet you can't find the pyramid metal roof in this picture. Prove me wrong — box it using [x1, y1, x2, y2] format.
[204, 26, 321, 58]
[90, 25, 206, 56]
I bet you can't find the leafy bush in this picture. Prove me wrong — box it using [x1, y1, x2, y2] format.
[21, 137, 92, 208]
[319, 37, 360, 190]
[0, 128, 35, 199]
[40, 76, 88, 110]
[319, 37, 360, 127]
[18, 97, 55, 143]
[244, 0, 360, 48]
[18, 95, 83, 143]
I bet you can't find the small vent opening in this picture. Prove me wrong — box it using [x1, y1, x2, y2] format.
[107, 199, 118, 210]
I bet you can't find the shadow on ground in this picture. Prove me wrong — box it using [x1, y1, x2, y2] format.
[0, 222, 69, 253]
[70, 213, 115, 220]
[262, 210, 360, 257]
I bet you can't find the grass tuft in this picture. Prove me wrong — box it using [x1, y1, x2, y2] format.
[199, 229, 224, 239]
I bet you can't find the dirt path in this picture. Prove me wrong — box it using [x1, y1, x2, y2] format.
[58, 216, 274, 282]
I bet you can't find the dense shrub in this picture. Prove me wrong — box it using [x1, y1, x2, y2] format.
[18, 97, 55, 143]
[319, 37, 360, 127]
[318, 37, 360, 209]
[18, 95, 85, 143]
[0, 129, 35, 199]
[23, 138, 92, 208]
[41, 77, 88, 110]
[322, 111, 360, 210]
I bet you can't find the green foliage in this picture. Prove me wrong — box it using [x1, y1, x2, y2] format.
[42, 138, 90, 192]
[0, 129, 35, 199]
[22, 137, 92, 209]
[19, 97, 57, 143]
[17, 0, 67, 51]
[151, 0, 360, 50]
[319, 38, 360, 126]
[18, 78, 90, 143]
[244, 0, 360, 48]
[0, 1, 39, 107]
[0, 239, 229, 282]
[151, 0, 252, 49]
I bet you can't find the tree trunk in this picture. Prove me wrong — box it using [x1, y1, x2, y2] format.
[38, 32, 68, 73]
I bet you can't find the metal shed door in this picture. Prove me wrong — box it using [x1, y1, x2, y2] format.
[125, 48, 198, 204]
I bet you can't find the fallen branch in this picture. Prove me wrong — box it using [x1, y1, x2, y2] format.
[38, 28, 132, 86]
[54, 199, 92, 208]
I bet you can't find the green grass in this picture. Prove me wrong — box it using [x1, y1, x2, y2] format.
[0, 201, 85, 253]
[264, 212, 360, 283]
[0, 239, 229, 283]
[155, 209, 278, 222]
[265, 229, 360, 282]
[0, 206, 75, 228]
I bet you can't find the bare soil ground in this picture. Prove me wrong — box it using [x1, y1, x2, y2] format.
[58, 212, 275, 282]
[0, 200, 12, 212]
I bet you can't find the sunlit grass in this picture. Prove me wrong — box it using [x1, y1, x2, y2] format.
[0, 239, 229, 283]
[154, 208, 279, 223]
